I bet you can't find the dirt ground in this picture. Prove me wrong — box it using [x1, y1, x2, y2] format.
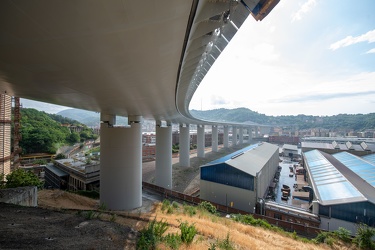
[0, 195, 138, 249]
[0, 144, 254, 250]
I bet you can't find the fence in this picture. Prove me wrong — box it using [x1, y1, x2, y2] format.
[142, 181, 323, 237]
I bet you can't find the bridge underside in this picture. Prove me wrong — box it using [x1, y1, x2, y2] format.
[0, 0, 279, 210]
[0, 0, 278, 124]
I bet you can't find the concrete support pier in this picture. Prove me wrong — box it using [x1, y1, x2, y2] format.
[100, 114, 142, 210]
[232, 126, 237, 146]
[197, 125, 205, 158]
[155, 121, 172, 189]
[179, 124, 190, 167]
[212, 125, 218, 152]
[239, 127, 244, 144]
[224, 125, 229, 148]
[248, 127, 253, 143]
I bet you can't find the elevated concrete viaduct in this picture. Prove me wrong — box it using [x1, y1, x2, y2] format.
[0, 0, 279, 210]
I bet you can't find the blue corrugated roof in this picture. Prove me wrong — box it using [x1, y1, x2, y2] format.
[362, 153, 375, 165]
[334, 152, 375, 187]
[204, 143, 260, 165]
[304, 150, 365, 205]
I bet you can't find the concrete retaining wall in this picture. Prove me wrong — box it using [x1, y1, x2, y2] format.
[0, 186, 38, 207]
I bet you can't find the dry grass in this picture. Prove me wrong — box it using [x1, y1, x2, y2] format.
[146, 202, 334, 250]
[38, 189, 99, 210]
[37, 190, 359, 250]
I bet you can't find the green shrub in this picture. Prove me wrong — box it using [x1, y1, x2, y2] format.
[314, 231, 328, 243]
[208, 242, 217, 250]
[313, 232, 335, 244]
[172, 201, 179, 209]
[5, 169, 43, 188]
[84, 210, 96, 220]
[217, 233, 235, 250]
[161, 199, 171, 212]
[231, 214, 272, 229]
[163, 233, 181, 250]
[198, 201, 217, 214]
[325, 236, 334, 247]
[110, 214, 117, 222]
[354, 223, 375, 249]
[179, 220, 197, 245]
[167, 206, 174, 214]
[183, 204, 197, 217]
[334, 227, 352, 243]
[33, 159, 47, 165]
[136, 218, 169, 250]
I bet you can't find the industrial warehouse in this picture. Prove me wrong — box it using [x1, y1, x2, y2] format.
[304, 149, 375, 234]
[200, 142, 279, 213]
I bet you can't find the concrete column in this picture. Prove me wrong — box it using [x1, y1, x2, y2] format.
[254, 126, 258, 138]
[239, 127, 244, 144]
[232, 126, 237, 146]
[179, 124, 190, 167]
[197, 125, 205, 158]
[155, 121, 172, 189]
[223, 125, 229, 148]
[212, 125, 218, 152]
[100, 114, 142, 210]
[248, 127, 253, 144]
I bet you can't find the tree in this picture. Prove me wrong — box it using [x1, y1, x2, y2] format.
[4, 169, 43, 189]
[67, 132, 80, 144]
[19, 108, 98, 154]
[55, 153, 66, 160]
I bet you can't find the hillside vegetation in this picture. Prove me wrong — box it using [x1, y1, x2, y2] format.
[190, 108, 375, 131]
[35, 190, 368, 250]
[19, 108, 98, 154]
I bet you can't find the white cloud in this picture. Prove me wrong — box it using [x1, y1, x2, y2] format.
[291, 0, 317, 22]
[366, 48, 375, 54]
[330, 29, 375, 50]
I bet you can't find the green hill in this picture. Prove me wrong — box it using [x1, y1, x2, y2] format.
[55, 107, 375, 132]
[20, 108, 98, 154]
[190, 108, 375, 131]
[57, 109, 128, 127]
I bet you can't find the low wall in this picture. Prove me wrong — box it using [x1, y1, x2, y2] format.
[0, 186, 38, 207]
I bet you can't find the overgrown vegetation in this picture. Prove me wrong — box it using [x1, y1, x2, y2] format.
[136, 218, 197, 249]
[198, 201, 217, 215]
[353, 224, 375, 249]
[19, 108, 98, 154]
[136, 218, 182, 250]
[0, 168, 43, 189]
[311, 224, 375, 249]
[178, 220, 197, 245]
[231, 214, 274, 230]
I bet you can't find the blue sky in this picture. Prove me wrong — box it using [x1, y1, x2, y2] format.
[189, 0, 375, 116]
[23, 0, 375, 116]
